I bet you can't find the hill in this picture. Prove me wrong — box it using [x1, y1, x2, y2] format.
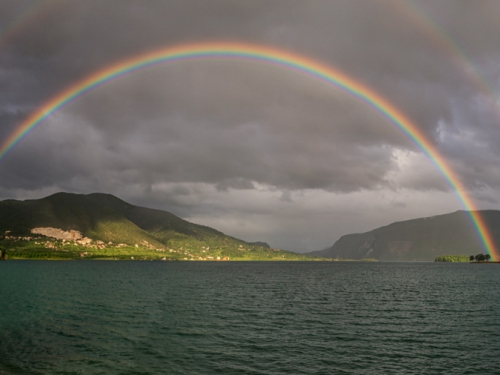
[0, 192, 319, 261]
[309, 210, 500, 261]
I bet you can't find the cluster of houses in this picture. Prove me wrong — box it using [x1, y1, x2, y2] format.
[4, 233, 34, 242]
[174, 255, 230, 261]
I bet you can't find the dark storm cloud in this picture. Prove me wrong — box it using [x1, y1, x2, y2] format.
[0, 62, 404, 194]
[2, 0, 500, 251]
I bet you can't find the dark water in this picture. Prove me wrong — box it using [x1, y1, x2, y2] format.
[1, 261, 499, 374]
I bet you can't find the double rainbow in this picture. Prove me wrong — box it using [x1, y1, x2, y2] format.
[0, 41, 496, 259]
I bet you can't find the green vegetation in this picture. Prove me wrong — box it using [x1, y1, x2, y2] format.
[470, 253, 491, 262]
[1, 236, 321, 261]
[435, 254, 492, 262]
[434, 255, 470, 262]
[0, 192, 326, 261]
[0, 245, 7, 260]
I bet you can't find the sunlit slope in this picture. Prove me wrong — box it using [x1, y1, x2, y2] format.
[310, 211, 500, 261]
[0, 192, 240, 245]
[86, 193, 228, 242]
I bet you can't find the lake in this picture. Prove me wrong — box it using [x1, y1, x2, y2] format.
[1, 261, 499, 374]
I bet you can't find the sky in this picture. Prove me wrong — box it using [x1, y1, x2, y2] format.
[1, 0, 500, 253]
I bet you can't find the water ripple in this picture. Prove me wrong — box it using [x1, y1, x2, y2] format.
[1, 261, 500, 374]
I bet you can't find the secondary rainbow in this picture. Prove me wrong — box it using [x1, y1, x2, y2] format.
[393, 0, 500, 122]
[0, 41, 496, 259]
[0, 0, 60, 51]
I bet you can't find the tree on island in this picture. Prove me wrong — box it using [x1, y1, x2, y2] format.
[471, 253, 490, 262]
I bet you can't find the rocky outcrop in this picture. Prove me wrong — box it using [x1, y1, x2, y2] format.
[31, 227, 92, 244]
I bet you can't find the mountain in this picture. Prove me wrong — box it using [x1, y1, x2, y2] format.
[0, 192, 316, 261]
[309, 210, 500, 261]
[0, 192, 225, 247]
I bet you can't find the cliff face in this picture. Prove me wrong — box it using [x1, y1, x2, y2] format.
[31, 227, 85, 241]
[310, 210, 500, 261]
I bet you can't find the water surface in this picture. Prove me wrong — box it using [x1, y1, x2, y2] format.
[1, 261, 499, 374]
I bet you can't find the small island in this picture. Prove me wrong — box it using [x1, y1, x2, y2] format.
[435, 254, 495, 263]
[434, 255, 471, 262]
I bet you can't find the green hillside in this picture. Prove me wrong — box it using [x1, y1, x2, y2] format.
[309, 211, 500, 261]
[0, 192, 321, 261]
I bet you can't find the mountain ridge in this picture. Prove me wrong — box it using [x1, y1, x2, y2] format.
[309, 210, 500, 261]
[1, 192, 256, 246]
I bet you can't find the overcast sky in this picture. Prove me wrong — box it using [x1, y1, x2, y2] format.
[1, 0, 500, 252]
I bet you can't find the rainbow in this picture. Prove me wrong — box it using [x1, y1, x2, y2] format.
[393, 0, 500, 120]
[0, 41, 497, 259]
[0, 0, 60, 50]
